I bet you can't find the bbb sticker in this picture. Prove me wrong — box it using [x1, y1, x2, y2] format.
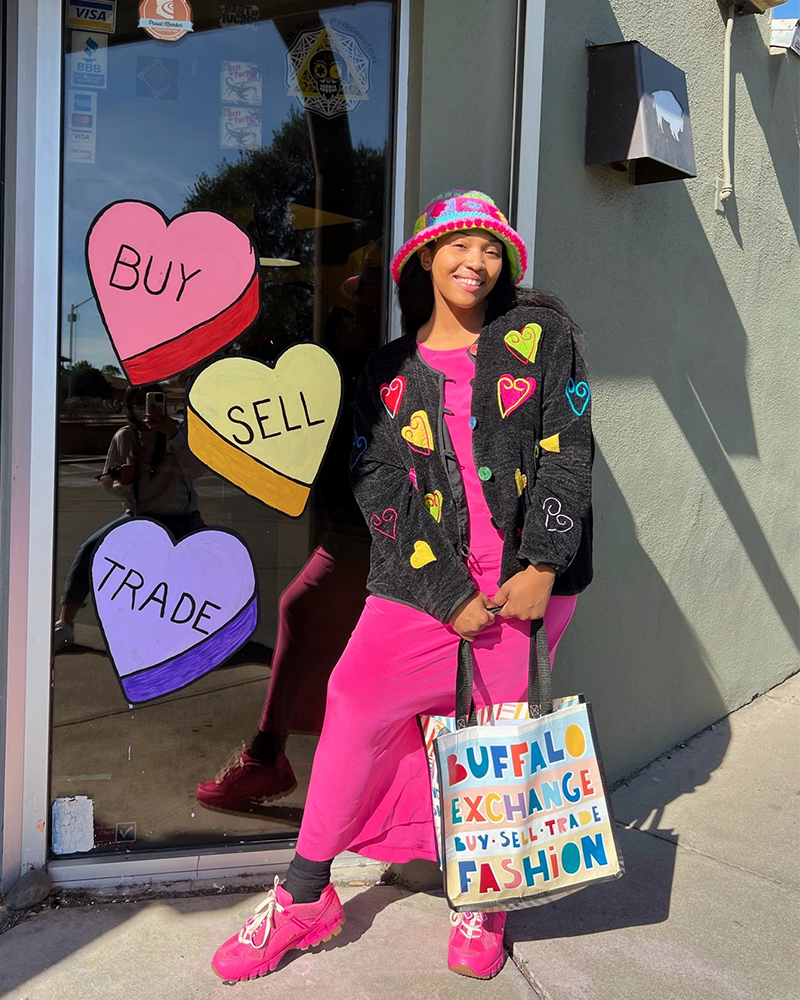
[71, 31, 107, 89]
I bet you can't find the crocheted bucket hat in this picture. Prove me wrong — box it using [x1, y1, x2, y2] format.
[390, 190, 527, 285]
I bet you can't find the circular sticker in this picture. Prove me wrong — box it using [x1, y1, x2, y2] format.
[138, 0, 194, 42]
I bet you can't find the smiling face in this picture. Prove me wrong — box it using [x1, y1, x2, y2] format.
[417, 230, 504, 314]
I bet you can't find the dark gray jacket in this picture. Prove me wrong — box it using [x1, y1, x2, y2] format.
[349, 302, 593, 624]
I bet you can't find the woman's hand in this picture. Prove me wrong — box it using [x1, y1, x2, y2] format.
[449, 591, 496, 642]
[143, 411, 178, 438]
[492, 564, 556, 621]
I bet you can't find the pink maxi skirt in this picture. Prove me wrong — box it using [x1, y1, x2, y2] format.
[296, 592, 578, 865]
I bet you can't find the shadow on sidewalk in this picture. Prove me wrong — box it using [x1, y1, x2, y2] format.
[507, 717, 731, 943]
[0, 884, 401, 996]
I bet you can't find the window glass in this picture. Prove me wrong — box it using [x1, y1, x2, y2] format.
[52, 0, 394, 856]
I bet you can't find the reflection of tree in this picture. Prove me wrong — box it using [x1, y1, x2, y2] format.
[183, 108, 386, 363]
[64, 360, 112, 401]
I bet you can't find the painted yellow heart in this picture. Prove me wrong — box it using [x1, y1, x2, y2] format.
[515, 469, 527, 496]
[424, 490, 443, 522]
[187, 345, 341, 517]
[504, 323, 542, 364]
[540, 433, 560, 453]
[410, 540, 437, 569]
[401, 410, 434, 455]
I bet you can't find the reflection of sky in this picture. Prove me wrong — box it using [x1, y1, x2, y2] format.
[62, 3, 393, 370]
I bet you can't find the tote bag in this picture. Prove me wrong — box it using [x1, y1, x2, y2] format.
[420, 621, 624, 913]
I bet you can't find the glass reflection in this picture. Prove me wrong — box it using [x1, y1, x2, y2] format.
[52, 1, 393, 855]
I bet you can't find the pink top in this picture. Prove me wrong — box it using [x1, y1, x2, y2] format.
[418, 341, 505, 595]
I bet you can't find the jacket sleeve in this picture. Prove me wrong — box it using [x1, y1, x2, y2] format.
[519, 315, 593, 573]
[350, 363, 477, 624]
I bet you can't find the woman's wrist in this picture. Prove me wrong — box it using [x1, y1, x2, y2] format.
[526, 563, 557, 577]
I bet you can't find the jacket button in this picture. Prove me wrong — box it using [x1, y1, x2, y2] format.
[469, 416, 477, 430]
[478, 466, 492, 481]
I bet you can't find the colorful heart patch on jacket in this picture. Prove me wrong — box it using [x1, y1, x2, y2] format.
[497, 375, 536, 418]
[351, 432, 367, 469]
[379, 376, 405, 418]
[540, 433, 560, 453]
[424, 490, 443, 522]
[543, 496, 574, 532]
[401, 410, 434, 454]
[565, 378, 590, 416]
[410, 540, 437, 569]
[504, 323, 542, 365]
[370, 508, 398, 539]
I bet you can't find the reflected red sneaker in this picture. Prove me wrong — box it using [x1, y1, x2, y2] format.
[196, 747, 297, 812]
[212, 878, 344, 981]
[448, 909, 507, 979]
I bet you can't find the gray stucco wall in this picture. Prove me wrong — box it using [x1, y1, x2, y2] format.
[409, 0, 799, 782]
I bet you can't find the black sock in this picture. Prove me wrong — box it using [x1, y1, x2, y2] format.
[248, 730, 286, 766]
[283, 852, 334, 904]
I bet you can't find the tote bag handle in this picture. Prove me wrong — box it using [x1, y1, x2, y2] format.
[455, 618, 553, 730]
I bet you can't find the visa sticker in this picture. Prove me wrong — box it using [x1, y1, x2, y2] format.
[67, 1, 116, 33]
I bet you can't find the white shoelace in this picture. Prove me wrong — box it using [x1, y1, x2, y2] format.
[450, 909, 486, 940]
[238, 877, 284, 948]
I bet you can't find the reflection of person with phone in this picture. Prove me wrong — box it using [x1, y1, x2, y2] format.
[53, 382, 207, 652]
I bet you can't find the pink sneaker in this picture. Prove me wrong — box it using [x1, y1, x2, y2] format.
[212, 878, 345, 982]
[448, 909, 507, 979]
[196, 747, 297, 813]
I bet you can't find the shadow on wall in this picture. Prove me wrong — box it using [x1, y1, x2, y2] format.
[554, 448, 731, 784]
[533, 0, 799, 784]
[735, 14, 800, 245]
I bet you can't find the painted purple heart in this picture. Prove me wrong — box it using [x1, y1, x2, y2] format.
[91, 518, 258, 703]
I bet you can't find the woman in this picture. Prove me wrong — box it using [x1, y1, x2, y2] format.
[211, 191, 593, 981]
[53, 383, 206, 650]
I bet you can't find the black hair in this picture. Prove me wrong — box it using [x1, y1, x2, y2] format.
[123, 382, 167, 475]
[396, 245, 515, 338]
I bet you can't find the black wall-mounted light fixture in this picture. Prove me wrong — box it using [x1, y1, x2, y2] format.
[585, 41, 697, 185]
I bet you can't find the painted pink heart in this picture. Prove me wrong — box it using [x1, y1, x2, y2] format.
[447, 753, 468, 786]
[370, 508, 398, 540]
[497, 374, 536, 418]
[86, 201, 260, 384]
[379, 375, 406, 418]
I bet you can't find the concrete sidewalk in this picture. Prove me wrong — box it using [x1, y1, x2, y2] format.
[1, 674, 797, 1000]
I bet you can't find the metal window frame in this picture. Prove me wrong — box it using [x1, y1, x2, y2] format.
[0, 0, 62, 892]
[1, 0, 412, 892]
[509, 0, 547, 290]
[387, 0, 410, 341]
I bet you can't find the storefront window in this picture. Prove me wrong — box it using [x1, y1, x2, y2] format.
[52, 1, 394, 856]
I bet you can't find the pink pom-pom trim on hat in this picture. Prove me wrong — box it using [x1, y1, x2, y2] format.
[390, 190, 527, 285]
